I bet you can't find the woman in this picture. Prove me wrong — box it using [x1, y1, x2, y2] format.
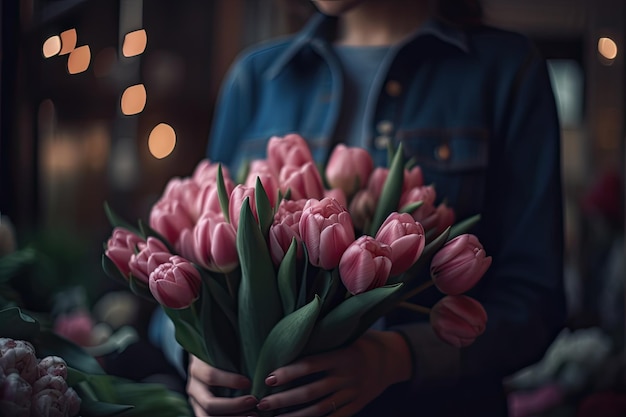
[185, 0, 566, 415]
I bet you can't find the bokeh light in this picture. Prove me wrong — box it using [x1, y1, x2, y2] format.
[122, 29, 147, 57]
[598, 37, 618, 61]
[59, 29, 77, 55]
[67, 45, 91, 74]
[42, 35, 61, 58]
[148, 123, 176, 159]
[120, 84, 147, 115]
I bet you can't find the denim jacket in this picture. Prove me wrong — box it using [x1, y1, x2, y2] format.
[207, 13, 566, 416]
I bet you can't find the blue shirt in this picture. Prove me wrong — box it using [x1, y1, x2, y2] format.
[207, 12, 566, 416]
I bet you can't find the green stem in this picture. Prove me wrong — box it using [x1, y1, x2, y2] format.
[398, 302, 431, 315]
[224, 272, 235, 300]
[401, 280, 435, 301]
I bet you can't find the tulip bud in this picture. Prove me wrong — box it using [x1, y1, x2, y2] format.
[31, 388, 67, 417]
[339, 236, 392, 295]
[403, 166, 424, 191]
[32, 374, 67, 395]
[0, 372, 32, 417]
[149, 255, 202, 309]
[430, 295, 487, 347]
[128, 237, 172, 284]
[366, 168, 389, 200]
[37, 356, 68, 380]
[0, 339, 38, 384]
[149, 198, 195, 246]
[180, 213, 238, 273]
[399, 185, 437, 222]
[64, 387, 81, 416]
[430, 234, 491, 295]
[279, 162, 325, 201]
[299, 198, 355, 270]
[326, 144, 374, 198]
[192, 159, 232, 186]
[269, 200, 306, 265]
[375, 212, 426, 276]
[161, 177, 202, 221]
[245, 161, 279, 210]
[229, 184, 257, 230]
[53, 310, 95, 347]
[267, 133, 314, 174]
[324, 188, 348, 209]
[349, 189, 377, 231]
[104, 227, 145, 278]
[421, 202, 456, 237]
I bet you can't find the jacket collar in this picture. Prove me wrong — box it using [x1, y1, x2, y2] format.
[267, 12, 469, 79]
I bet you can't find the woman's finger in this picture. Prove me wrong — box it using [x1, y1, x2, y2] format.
[189, 355, 251, 390]
[257, 374, 344, 412]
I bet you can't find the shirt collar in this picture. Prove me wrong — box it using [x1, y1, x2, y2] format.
[267, 12, 470, 79]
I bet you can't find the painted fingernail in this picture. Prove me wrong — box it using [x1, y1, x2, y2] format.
[245, 396, 258, 407]
[257, 400, 270, 411]
[265, 374, 277, 386]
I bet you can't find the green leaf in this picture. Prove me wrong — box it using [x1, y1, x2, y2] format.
[304, 284, 404, 355]
[217, 164, 231, 223]
[104, 202, 141, 236]
[255, 177, 273, 236]
[448, 214, 481, 240]
[199, 279, 239, 372]
[296, 244, 311, 310]
[369, 143, 405, 235]
[0, 307, 40, 341]
[398, 200, 424, 214]
[78, 396, 134, 417]
[101, 254, 130, 286]
[162, 306, 210, 365]
[37, 330, 106, 375]
[237, 199, 282, 377]
[203, 273, 237, 330]
[251, 296, 322, 399]
[319, 269, 340, 317]
[277, 239, 298, 315]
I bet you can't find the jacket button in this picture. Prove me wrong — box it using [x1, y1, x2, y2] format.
[376, 120, 394, 135]
[435, 144, 451, 161]
[385, 80, 402, 97]
[375, 135, 391, 149]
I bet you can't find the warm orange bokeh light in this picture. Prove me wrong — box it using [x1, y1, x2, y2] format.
[59, 29, 77, 55]
[598, 37, 618, 60]
[148, 123, 176, 159]
[123, 29, 147, 57]
[67, 45, 91, 74]
[42, 35, 61, 58]
[121, 84, 147, 115]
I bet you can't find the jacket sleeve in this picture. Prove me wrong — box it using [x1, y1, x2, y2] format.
[392, 47, 567, 388]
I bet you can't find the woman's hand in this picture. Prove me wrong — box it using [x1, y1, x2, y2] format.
[186, 354, 258, 416]
[255, 330, 412, 417]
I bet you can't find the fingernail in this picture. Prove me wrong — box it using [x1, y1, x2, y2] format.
[265, 374, 277, 386]
[257, 400, 270, 411]
[245, 396, 258, 407]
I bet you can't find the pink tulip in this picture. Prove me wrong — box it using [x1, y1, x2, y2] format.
[403, 166, 424, 191]
[366, 167, 389, 200]
[324, 188, 348, 209]
[267, 133, 314, 174]
[399, 185, 437, 222]
[229, 184, 257, 230]
[299, 197, 355, 270]
[31, 388, 67, 417]
[149, 255, 202, 309]
[64, 388, 81, 417]
[37, 356, 68, 380]
[430, 234, 492, 295]
[149, 198, 195, 246]
[192, 159, 232, 186]
[325, 144, 374, 198]
[179, 213, 238, 273]
[0, 339, 38, 384]
[161, 177, 201, 220]
[245, 160, 279, 209]
[430, 295, 487, 348]
[104, 227, 145, 278]
[53, 310, 94, 347]
[128, 237, 172, 284]
[32, 374, 67, 395]
[279, 162, 325, 201]
[375, 212, 426, 276]
[349, 189, 377, 231]
[268, 199, 307, 265]
[421, 202, 456, 237]
[339, 236, 392, 295]
[0, 372, 32, 417]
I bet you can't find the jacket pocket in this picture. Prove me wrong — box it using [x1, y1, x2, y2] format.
[398, 127, 490, 221]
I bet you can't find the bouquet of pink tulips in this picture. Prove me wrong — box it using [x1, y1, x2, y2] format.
[103, 134, 492, 404]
